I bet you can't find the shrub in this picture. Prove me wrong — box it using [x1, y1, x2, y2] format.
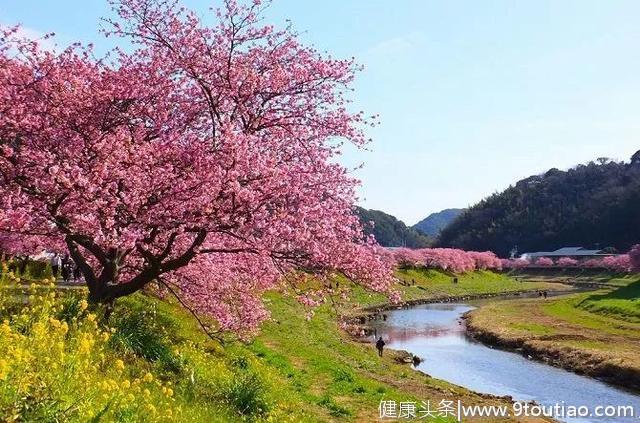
[109, 310, 182, 374]
[221, 371, 269, 417]
[317, 395, 351, 417]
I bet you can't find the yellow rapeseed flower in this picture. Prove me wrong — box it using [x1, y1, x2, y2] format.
[0, 359, 9, 380]
[143, 372, 153, 383]
[115, 359, 125, 371]
[79, 337, 92, 353]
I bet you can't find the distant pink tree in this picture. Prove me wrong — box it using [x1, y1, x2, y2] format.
[557, 257, 578, 267]
[501, 258, 529, 269]
[468, 251, 502, 271]
[389, 248, 503, 273]
[581, 258, 604, 268]
[393, 248, 423, 268]
[535, 257, 554, 267]
[601, 255, 632, 272]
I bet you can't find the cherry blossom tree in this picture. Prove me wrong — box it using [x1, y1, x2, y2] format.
[535, 257, 554, 267]
[389, 248, 503, 273]
[468, 251, 502, 271]
[601, 255, 632, 272]
[557, 257, 578, 267]
[0, 0, 393, 334]
[500, 258, 529, 269]
[392, 248, 422, 268]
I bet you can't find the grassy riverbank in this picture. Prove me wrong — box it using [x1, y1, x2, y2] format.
[351, 268, 565, 309]
[464, 276, 640, 390]
[0, 269, 562, 422]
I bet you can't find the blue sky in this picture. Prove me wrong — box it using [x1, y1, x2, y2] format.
[3, 1, 640, 224]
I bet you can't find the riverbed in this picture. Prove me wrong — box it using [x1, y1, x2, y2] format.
[371, 301, 640, 423]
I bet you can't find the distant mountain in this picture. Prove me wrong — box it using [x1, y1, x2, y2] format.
[436, 151, 640, 257]
[413, 208, 465, 237]
[356, 207, 431, 248]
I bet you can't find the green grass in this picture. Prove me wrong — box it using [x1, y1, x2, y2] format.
[348, 268, 561, 308]
[508, 322, 555, 335]
[465, 275, 640, 379]
[577, 280, 640, 322]
[5, 269, 537, 422]
[249, 292, 458, 421]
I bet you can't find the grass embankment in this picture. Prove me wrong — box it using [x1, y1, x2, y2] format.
[465, 276, 640, 390]
[352, 268, 565, 309]
[510, 268, 637, 287]
[0, 268, 560, 422]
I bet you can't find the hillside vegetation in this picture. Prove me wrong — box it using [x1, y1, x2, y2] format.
[437, 152, 640, 256]
[413, 209, 464, 237]
[356, 207, 431, 248]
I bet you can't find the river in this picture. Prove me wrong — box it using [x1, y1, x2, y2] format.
[370, 300, 640, 422]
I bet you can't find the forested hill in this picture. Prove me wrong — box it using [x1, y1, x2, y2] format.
[356, 207, 431, 248]
[413, 208, 465, 236]
[436, 151, 640, 257]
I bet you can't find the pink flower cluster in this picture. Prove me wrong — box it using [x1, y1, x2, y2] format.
[385, 248, 502, 273]
[580, 255, 633, 272]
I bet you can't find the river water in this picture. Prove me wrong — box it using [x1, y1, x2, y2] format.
[371, 301, 640, 423]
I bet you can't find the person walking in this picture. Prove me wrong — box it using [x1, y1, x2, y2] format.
[73, 263, 81, 282]
[50, 253, 61, 279]
[61, 255, 71, 283]
[375, 337, 386, 357]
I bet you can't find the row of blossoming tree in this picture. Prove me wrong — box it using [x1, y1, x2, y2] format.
[0, 0, 394, 336]
[501, 247, 640, 273]
[383, 248, 503, 273]
[385, 246, 640, 274]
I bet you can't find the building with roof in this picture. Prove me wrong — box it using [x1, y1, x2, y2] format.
[520, 247, 615, 261]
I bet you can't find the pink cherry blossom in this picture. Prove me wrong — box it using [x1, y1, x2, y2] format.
[0, 0, 393, 335]
[500, 258, 530, 269]
[534, 257, 554, 267]
[557, 257, 578, 267]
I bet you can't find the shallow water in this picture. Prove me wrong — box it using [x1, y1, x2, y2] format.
[371, 302, 640, 423]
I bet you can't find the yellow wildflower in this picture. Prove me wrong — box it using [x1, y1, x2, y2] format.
[143, 372, 153, 383]
[0, 359, 8, 380]
[79, 337, 92, 353]
[79, 299, 88, 311]
[115, 359, 125, 371]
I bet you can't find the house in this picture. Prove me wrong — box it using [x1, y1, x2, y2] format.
[520, 246, 615, 261]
